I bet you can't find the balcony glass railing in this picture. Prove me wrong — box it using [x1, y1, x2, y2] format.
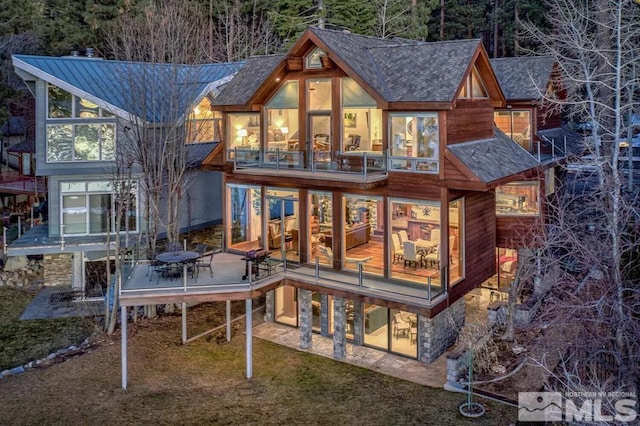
[234, 148, 387, 179]
[120, 251, 446, 306]
[388, 156, 439, 173]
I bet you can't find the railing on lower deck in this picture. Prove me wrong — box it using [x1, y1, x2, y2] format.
[119, 252, 446, 305]
[234, 148, 387, 180]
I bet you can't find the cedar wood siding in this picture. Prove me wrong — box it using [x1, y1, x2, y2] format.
[496, 215, 542, 248]
[446, 100, 494, 144]
[448, 191, 496, 303]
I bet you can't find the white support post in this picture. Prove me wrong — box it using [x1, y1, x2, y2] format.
[181, 302, 187, 344]
[121, 305, 128, 389]
[246, 298, 253, 379]
[226, 300, 231, 342]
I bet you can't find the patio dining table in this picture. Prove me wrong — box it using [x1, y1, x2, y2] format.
[156, 250, 200, 280]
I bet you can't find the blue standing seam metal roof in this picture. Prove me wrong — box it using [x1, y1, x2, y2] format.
[13, 55, 244, 123]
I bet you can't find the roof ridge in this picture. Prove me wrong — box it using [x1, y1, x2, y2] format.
[13, 54, 243, 68]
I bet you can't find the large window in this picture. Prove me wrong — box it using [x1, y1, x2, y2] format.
[186, 97, 221, 144]
[309, 191, 333, 266]
[494, 110, 531, 151]
[47, 85, 115, 162]
[307, 79, 332, 111]
[389, 113, 439, 173]
[496, 182, 540, 216]
[449, 198, 464, 285]
[61, 180, 138, 236]
[389, 198, 441, 285]
[341, 78, 382, 154]
[265, 81, 299, 152]
[227, 184, 262, 249]
[227, 113, 261, 159]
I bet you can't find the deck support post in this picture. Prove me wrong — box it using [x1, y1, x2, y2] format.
[181, 302, 187, 344]
[226, 300, 231, 341]
[246, 298, 253, 379]
[121, 305, 128, 389]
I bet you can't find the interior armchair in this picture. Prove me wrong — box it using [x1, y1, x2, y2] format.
[314, 134, 330, 151]
[345, 134, 361, 151]
[267, 223, 289, 249]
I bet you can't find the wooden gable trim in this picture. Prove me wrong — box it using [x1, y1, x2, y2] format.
[294, 30, 390, 109]
[453, 44, 506, 109]
[201, 141, 225, 167]
[444, 149, 482, 181]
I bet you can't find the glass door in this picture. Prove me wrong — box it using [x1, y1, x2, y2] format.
[309, 114, 331, 168]
[266, 189, 299, 262]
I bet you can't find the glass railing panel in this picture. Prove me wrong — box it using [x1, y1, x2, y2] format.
[388, 156, 439, 174]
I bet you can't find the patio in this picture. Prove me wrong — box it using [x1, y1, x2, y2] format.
[121, 251, 445, 308]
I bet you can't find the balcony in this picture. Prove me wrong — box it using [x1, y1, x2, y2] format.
[120, 252, 446, 309]
[233, 148, 388, 183]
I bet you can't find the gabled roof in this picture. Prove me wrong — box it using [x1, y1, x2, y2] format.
[447, 130, 540, 184]
[215, 27, 501, 107]
[490, 56, 555, 101]
[6, 139, 34, 154]
[186, 142, 220, 167]
[308, 28, 482, 103]
[13, 55, 243, 123]
[212, 55, 285, 106]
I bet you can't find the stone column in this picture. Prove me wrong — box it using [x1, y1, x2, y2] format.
[264, 290, 274, 322]
[332, 297, 346, 359]
[419, 298, 465, 363]
[320, 294, 329, 336]
[299, 289, 312, 349]
[352, 302, 364, 345]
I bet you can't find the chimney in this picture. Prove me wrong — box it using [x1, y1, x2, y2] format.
[86, 48, 94, 58]
[70, 51, 79, 57]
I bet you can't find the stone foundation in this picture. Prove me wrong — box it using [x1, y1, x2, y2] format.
[43, 253, 73, 287]
[419, 298, 465, 363]
[0, 257, 43, 288]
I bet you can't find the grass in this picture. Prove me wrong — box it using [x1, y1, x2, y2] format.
[0, 287, 96, 371]
[0, 296, 517, 425]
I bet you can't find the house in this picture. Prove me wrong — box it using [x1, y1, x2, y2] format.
[11, 53, 241, 296]
[489, 56, 584, 289]
[198, 27, 577, 364]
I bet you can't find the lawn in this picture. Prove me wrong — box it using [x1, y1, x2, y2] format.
[0, 287, 96, 371]
[0, 292, 516, 425]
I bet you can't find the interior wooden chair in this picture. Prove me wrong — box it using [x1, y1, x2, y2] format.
[398, 230, 409, 246]
[345, 134, 361, 151]
[403, 241, 422, 269]
[391, 233, 404, 263]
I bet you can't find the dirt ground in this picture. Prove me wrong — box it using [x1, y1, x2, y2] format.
[0, 301, 517, 425]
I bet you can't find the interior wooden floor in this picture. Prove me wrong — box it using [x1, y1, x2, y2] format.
[231, 238, 462, 285]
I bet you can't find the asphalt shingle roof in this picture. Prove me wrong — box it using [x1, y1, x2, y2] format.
[213, 55, 285, 106]
[490, 56, 555, 101]
[311, 28, 480, 103]
[215, 28, 482, 106]
[448, 130, 540, 183]
[13, 55, 243, 123]
[185, 142, 219, 167]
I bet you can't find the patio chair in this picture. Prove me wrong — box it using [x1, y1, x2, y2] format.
[393, 312, 410, 339]
[195, 250, 214, 278]
[166, 242, 182, 252]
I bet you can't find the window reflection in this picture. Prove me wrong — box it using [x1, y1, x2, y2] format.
[496, 182, 540, 216]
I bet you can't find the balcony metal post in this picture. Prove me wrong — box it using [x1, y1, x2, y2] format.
[183, 263, 188, 292]
[358, 262, 363, 287]
[537, 141, 541, 162]
[234, 147, 237, 168]
[181, 302, 187, 344]
[427, 276, 432, 301]
[121, 305, 128, 389]
[552, 139, 556, 158]
[276, 148, 280, 169]
[2, 226, 6, 255]
[363, 151, 368, 180]
[315, 256, 320, 278]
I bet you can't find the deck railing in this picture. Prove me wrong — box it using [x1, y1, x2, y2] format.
[120, 252, 446, 305]
[234, 148, 388, 180]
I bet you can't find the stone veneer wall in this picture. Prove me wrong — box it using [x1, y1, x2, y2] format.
[419, 298, 465, 363]
[264, 290, 274, 322]
[43, 253, 73, 287]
